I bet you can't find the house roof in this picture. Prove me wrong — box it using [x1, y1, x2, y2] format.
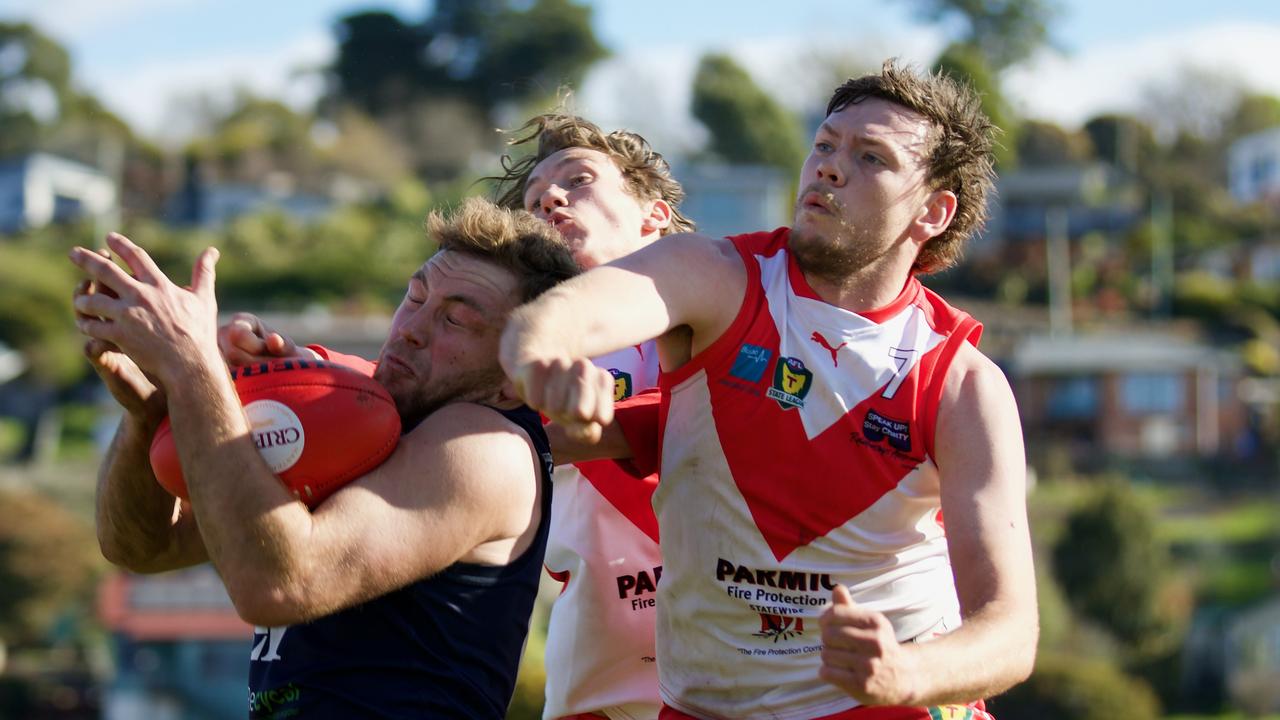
[1010, 332, 1240, 375]
[98, 568, 250, 641]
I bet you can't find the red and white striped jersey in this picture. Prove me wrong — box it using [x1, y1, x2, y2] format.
[543, 343, 664, 720]
[652, 229, 982, 719]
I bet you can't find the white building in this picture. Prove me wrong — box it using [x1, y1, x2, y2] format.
[1228, 127, 1280, 205]
[0, 152, 117, 233]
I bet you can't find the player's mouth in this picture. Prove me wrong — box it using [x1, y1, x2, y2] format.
[547, 211, 575, 231]
[381, 353, 416, 377]
[800, 191, 834, 214]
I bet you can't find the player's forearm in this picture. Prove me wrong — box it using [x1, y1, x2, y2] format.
[164, 352, 318, 614]
[501, 286, 595, 370]
[95, 413, 199, 571]
[899, 599, 1038, 705]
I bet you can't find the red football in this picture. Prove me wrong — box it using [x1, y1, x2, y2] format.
[149, 358, 400, 508]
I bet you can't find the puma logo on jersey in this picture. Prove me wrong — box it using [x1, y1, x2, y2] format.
[809, 331, 847, 367]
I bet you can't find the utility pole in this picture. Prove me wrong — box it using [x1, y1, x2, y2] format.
[1046, 205, 1072, 337]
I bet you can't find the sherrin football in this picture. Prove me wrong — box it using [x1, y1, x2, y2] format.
[149, 358, 400, 509]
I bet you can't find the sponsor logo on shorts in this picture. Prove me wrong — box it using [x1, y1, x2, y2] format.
[767, 356, 812, 410]
[609, 368, 633, 401]
[730, 344, 772, 383]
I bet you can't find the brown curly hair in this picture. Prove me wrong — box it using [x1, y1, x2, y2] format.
[428, 197, 579, 303]
[488, 113, 695, 236]
[827, 60, 998, 275]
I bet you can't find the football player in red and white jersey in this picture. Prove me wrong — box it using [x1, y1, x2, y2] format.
[491, 114, 695, 720]
[502, 62, 1038, 720]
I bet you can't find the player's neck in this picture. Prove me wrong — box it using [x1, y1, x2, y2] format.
[801, 259, 913, 315]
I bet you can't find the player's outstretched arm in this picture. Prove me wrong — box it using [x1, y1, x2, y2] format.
[819, 343, 1037, 705]
[500, 232, 744, 442]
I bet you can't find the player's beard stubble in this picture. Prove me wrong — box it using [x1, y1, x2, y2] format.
[788, 185, 899, 286]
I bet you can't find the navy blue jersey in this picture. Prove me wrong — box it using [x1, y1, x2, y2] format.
[246, 405, 554, 719]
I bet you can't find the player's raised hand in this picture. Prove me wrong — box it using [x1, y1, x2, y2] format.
[218, 312, 317, 366]
[70, 232, 222, 384]
[818, 584, 918, 706]
[508, 356, 614, 444]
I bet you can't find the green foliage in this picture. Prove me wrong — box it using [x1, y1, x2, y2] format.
[909, 0, 1060, 71]
[1017, 119, 1095, 166]
[1084, 114, 1159, 176]
[691, 53, 806, 170]
[0, 242, 87, 387]
[990, 653, 1161, 720]
[932, 43, 1017, 168]
[330, 1, 606, 118]
[1051, 480, 1184, 655]
[327, 1, 606, 179]
[0, 488, 103, 645]
[1224, 94, 1280, 142]
[0, 22, 74, 158]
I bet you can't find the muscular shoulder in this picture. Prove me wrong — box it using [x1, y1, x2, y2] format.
[410, 402, 538, 468]
[935, 342, 1024, 481]
[392, 403, 540, 509]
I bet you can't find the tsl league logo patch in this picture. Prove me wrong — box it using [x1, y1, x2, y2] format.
[766, 356, 812, 410]
[609, 369, 633, 401]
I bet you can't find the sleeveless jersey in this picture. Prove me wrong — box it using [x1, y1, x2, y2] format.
[247, 404, 555, 719]
[652, 229, 982, 719]
[543, 343, 664, 720]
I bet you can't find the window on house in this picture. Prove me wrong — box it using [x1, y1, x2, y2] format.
[1121, 373, 1183, 414]
[1046, 376, 1099, 419]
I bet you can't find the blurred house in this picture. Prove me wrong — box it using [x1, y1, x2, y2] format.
[975, 162, 1144, 259]
[1228, 127, 1280, 205]
[98, 567, 249, 720]
[169, 171, 334, 228]
[0, 152, 118, 233]
[1225, 597, 1280, 714]
[1008, 331, 1252, 469]
[676, 163, 790, 238]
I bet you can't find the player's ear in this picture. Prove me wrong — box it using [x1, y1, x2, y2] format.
[640, 198, 672, 237]
[915, 189, 956, 244]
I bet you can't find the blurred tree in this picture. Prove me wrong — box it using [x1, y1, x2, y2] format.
[1140, 65, 1242, 143]
[691, 53, 806, 170]
[990, 654, 1160, 720]
[1222, 93, 1280, 143]
[1083, 114, 1158, 176]
[932, 43, 1017, 168]
[0, 488, 102, 646]
[0, 22, 72, 157]
[330, 11, 425, 118]
[907, 0, 1060, 71]
[1051, 481, 1184, 656]
[186, 93, 319, 188]
[0, 243, 87, 388]
[327, 1, 606, 180]
[1017, 119, 1094, 166]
